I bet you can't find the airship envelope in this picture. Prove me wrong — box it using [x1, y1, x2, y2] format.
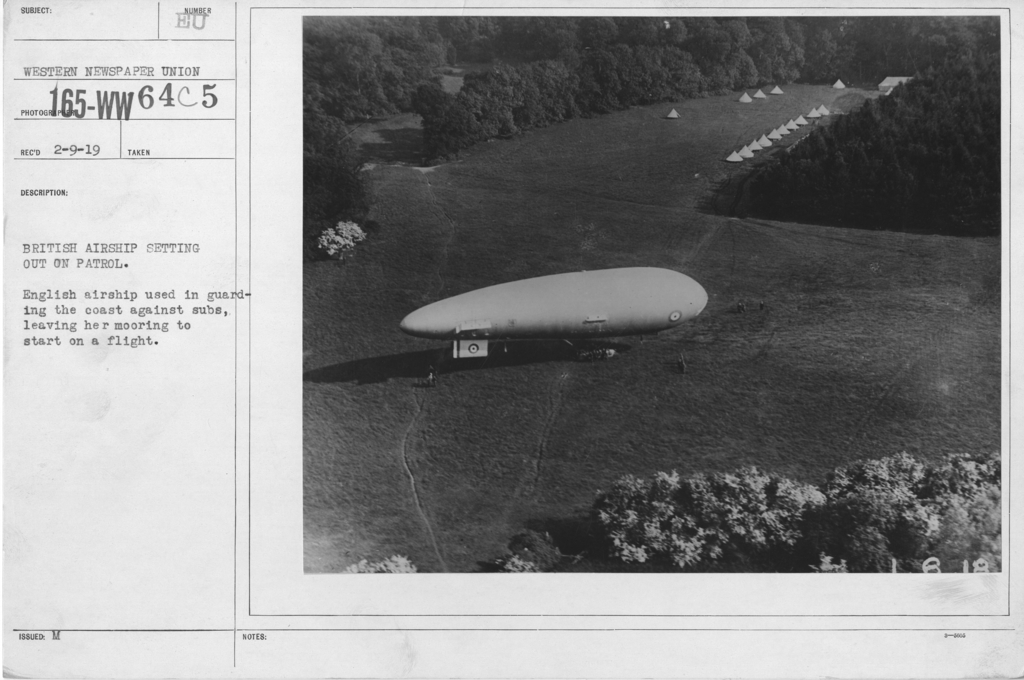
[400, 268, 708, 357]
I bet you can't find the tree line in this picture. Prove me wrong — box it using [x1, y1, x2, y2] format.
[748, 50, 1000, 236]
[304, 16, 996, 147]
[305, 16, 997, 124]
[489, 450, 1000, 573]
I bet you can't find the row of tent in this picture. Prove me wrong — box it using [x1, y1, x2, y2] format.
[724, 105, 831, 162]
[739, 80, 845, 103]
[738, 85, 785, 102]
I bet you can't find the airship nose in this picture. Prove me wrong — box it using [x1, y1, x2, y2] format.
[677, 276, 707, 320]
[399, 310, 423, 336]
[400, 306, 447, 338]
[693, 280, 708, 316]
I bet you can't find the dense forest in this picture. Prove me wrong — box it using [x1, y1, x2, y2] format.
[305, 16, 998, 122]
[303, 16, 999, 254]
[748, 51, 1000, 235]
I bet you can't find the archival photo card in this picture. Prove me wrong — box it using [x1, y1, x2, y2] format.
[4, 2, 1021, 677]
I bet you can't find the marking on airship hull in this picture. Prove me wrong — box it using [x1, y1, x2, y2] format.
[669, 310, 682, 322]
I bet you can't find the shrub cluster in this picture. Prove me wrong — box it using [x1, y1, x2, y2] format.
[317, 221, 366, 260]
[594, 468, 824, 571]
[589, 451, 1000, 573]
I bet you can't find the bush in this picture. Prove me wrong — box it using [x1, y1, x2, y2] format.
[494, 530, 562, 571]
[594, 471, 694, 566]
[594, 468, 823, 570]
[318, 221, 367, 260]
[675, 468, 824, 569]
[806, 451, 1001, 572]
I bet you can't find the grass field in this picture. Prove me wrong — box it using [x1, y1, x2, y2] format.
[303, 85, 1001, 573]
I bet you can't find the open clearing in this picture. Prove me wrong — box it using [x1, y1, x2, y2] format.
[303, 85, 1001, 573]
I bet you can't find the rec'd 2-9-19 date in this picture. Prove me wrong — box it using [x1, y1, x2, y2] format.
[53, 145, 100, 156]
[48, 83, 218, 120]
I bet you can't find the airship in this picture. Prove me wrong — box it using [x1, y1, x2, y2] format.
[400, 267, 708, 358]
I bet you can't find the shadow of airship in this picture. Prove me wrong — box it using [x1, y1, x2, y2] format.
[303, 341, 633, 385]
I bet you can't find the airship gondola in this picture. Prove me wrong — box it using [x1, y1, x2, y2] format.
[399, 267, 708, 358]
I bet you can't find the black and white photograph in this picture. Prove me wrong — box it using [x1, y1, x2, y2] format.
[302, 15, 1002, 575]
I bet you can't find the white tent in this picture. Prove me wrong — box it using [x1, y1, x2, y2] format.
[725, 151, 744, 162]
[749, 139, 763, 152]
[753, 89, 767, 99]
[739, 145, 754, 158]
[757, 134, 773, 147]
[795, 115, 809, 125]
[770, 85, 784, 95]
[738, 92, 753, 103]
[807, 108, 821, 119]
[785, 119, 798, 130]
[817, 105, 830, 116]
[767, 129, 783, 141]
[833, 79, 846, 89]
[777, 125, 791, 136]
[666, 109, 680, 119]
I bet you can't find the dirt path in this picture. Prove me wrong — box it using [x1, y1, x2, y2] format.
[389, 168, 460, 572]
[684, 221, 723, 267]
[398, 391, 448, 571]
[419, 171, 457, 299]
[517, 369, 572, 498]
